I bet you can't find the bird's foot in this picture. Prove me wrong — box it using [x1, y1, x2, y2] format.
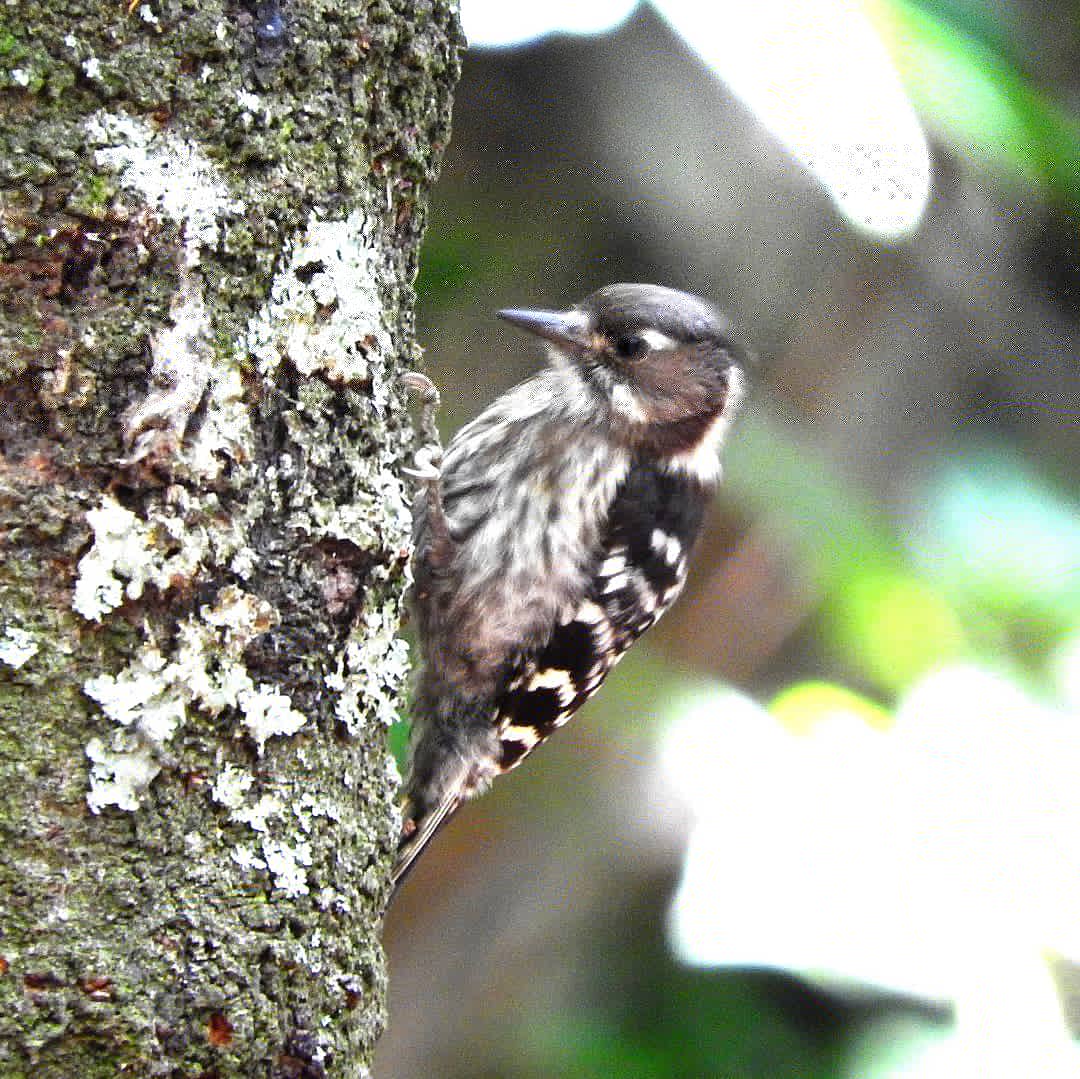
[401, 372, 452, 545]
[402, 371, 442, 448]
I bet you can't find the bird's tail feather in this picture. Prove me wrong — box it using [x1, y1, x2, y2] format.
[389, 792, 462, 896]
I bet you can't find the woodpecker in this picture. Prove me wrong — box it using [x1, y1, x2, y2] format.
[393, 284, 745, 890]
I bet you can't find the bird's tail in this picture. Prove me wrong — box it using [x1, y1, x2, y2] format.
[390, 688, 492, 899]
[389, 791, 462, 896]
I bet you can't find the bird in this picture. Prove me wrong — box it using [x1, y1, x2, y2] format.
[392, 283, 745, 892]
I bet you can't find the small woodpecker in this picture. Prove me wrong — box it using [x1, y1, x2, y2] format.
[394, 283, 745, 891]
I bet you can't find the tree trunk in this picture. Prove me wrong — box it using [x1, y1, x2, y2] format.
[0, 1, 460, 1074]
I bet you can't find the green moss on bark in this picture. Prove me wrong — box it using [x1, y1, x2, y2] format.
[0, 0, 462, 1074]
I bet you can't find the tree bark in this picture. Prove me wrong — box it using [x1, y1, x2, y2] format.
[0, 1, 460, 1074]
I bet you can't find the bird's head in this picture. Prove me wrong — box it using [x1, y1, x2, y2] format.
[497, 283, 744, 451]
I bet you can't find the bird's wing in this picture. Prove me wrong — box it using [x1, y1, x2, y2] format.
[391, 462, 709, 896]
[493, 461, 708, 772]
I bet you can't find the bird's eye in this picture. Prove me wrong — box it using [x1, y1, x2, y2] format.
[613, 335, 647, 360]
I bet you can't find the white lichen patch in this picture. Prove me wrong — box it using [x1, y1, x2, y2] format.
[166, 588, 297, 740]
[192, 358, 256, 479]
[83, 645, 185, 813]
[245, 208, 391, 386]
[296, 927, 327, 974]
[232, 792, 286, 834]
[86, 110, 243, 266]
[232, 843, 264, 872]
[210, 764, 255, 810]
[85, 736, 161, 813]
[200, 583, 276, 644]
[217, 781, 314, 896]
[216, 771, 359, 902]
[327, 598, 409, 735]
[317, 886, 351, 915]
[122, 278, 209, 453]
[240, 205, 414, 560]
[292, 791, 345, 833]
[84, 647, 186, 745]
[235, 89, 271, 128]
[169, 618, 253, 715]
[82, 586, 309, 812]
[173, 590, 308, 756]
[0, 626, 39, 669]
[261, 838, 313, 897]
[73, 495, 211, 621]
[121, 278, 253, 481]
[229, 544, 257, 580]
[238, 685, 308, 753]
[295, 467, 413, 551]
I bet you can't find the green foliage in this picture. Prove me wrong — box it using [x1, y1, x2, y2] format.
[771, 681, 892, 733]
[921, 451, 1080, 638]
[527, 969, 846, 1079]
[388, 716, 411, 770]
[415, 222, 518, 307]
[725, 417, 1078, 699]
[874, 0, 1080, 204]
[823, 573, 967, 695]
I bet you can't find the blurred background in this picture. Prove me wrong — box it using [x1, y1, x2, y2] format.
[380, 2, 1080, 1076]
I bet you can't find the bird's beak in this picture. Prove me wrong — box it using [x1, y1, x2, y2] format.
[496, 307, 591, 351]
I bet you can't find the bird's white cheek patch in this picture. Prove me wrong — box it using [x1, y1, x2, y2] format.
[664, 415, 724, 483]
[639, 328, 678, 351]
[609, 381, 648, 424]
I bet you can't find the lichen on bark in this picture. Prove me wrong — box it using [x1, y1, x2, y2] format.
[0, 1, 461, 1075]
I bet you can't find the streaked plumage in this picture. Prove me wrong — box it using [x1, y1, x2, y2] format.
[393, 284, 745, 891]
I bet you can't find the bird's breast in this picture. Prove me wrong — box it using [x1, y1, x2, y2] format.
[433, 431, 631, 690]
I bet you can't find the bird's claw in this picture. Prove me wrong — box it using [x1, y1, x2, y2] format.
[402, 370, 442, 455]
[401, 371, 443, 484]
[403, 445, 442, 483]
[401, 370, 441, 409]
[400, 371, 450, 543]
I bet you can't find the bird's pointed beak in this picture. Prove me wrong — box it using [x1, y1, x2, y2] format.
[496, 307, 591, 350]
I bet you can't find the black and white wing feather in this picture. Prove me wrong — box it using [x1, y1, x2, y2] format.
[495, 461, 708, 771]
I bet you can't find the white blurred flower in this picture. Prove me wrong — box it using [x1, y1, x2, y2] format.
[461, 0, 636, 46]
[660, 665, 1080, 1076]
[461, 0, 931, 237]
